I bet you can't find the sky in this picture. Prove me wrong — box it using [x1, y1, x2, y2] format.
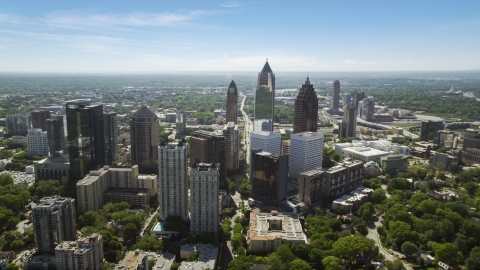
[0, 0, 479, 72]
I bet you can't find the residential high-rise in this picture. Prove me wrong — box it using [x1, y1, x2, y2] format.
[420, 120, 444, 142]
[254, 60, 275, 131]
[330, 80, 340, 111]
[66, 100, 105, 182]
[76, 165, 157, 214]
[103, 113, 118, 165]
[31, 110, 51, 131]
[176, 109, 187, 135]
[250, 131, 281, 155]
[226, 80, 238, 124]
[130, 106, 159, 173]
[189, 130, 226, 182]
[190, 159, 220, 234]
[343, 102, 357, 138]
[223, 122, 240, 175]
[251, 152, 288, 203]
[6, 114, 30, 136]
[46, 116, 65, 157]
[293, 77, 318, 134]
[158, 139, 188, 221]
[289, 132, 324, 179]
[55, 233, 103, 270]
[31, 196, 76, 254]
[27, 128, 48, 156]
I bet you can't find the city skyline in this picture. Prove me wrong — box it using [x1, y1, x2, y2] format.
[0, 1, 479, 72]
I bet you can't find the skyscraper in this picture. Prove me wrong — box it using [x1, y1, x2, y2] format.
[190, 159, 220, 234]
[6, 114, 30, 136]
[352, 91, 365, 108]
[343, 102, 357, 138]
[55, 233, 103, 270]
[338, 119, 348, 139]
[176, 109, 187, 135]
[250, 131, 281, 155]
[251, 152, 288, 203]
[223, 122, 240, 175]
[130, 106, 159, 173]
[189, 130, 226, 182]
[158, 139, 188, 221]
[66, 100, 105, 182]
[27, 128, 48, 156]
[226, 80, 238, 124]
[289, 132, 324, 179]
[31, 110, 51, 131]
[293, 77, 318, 134]
[31, 196, 76, 254]
[420, 120, 444, 142]
[330, 80, 340, 111]
[358, 97, 375, 121]
[46, 116, 65, 157]
[254, 60, 275, 131]
[103, 112, 118, 165]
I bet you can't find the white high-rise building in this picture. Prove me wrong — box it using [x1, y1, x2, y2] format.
[190, 160, 220, 234]
[250, 131, 281, 155]
[55, 233, 103, 270]
[289, 132, 324, 179]
[223, 122, 240, 175]
[253, 119, 272, 132]
[158, 139, 189, 221]
[27, 128, 48, 156]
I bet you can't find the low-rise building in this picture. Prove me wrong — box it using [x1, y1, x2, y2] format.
[179, 244, 217, 270]
[364, 161, 383, 179]
[342, 147, 390, 162]
[429, 152, 458, 171]
[113, 250, 147, 270]
[381, 154, 409, 177]
[248, 211, 307, 253]
[463, 148, 480, 165]
[186, 118, 198, 126]
[34, 156, 70, 182]
[324, 160, 364, 198]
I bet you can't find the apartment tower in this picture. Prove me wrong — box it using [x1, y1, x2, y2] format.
[158, 139, 189, 221]
[226, 80, 238, 124]
[189, 130, 226, 182]
[130, 106, 160, 173]
[254, 60, 275, 131]
[293, 77, 318, 134]
[223, 122, 240, 175]
[103, 112, 118, 165]
[27, 128, 48, 156]
[31, 110, 51, 131]
[190, 159, 220, 234]
[31, 196, 76, 254]
[289, 132, 324, 179]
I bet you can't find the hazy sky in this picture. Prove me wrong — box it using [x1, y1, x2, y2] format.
[1, 0, 479, 72]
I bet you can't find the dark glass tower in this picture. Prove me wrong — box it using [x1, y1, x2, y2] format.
[46, 116, 65, 157]
[189, 130, 226, 183]
[226, 80, 238, 124]
[66, 100, 105, 183]
[330, 80, 340, 111]
[251, 151, 288, 203]
[31, 110, 51, 131]
[130, 106, 159, 173]
[293, 77, 318, 134]
[104, 112, 118, 165]
[343, 102, 357, 138]
[254, 60, 275, 131]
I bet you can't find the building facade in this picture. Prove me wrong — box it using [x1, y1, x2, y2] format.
[189, 130, 226, 182]
[250, 131, 281, 155]
[104, 112, 118, 165]
[254, 61, 275, 132]
[55, 234, 103, 270]
[6, 114, 30, 136]
[420, 120, 444, 142]
[463, 129, 480, 150]
[46, 116, 65, 157]
[190, 160, 220, 234]
[31, 110, 51, 131]
[330, 80, 340, 111]
[158, 139, 189, 221]
[289, 132, 324, 179]
[32, 196, 76, 254]
[34, 156, 70, 183]
[298, 168, 326, 206]
[66, 100, 105, 182]
[226, 80, 238, 124]
[130, 106, 160, 173]
[27, 128, 49, 156]
[223, 122, 240, 175]
[293, 77, 318, 134]
[381, 154, 409, 177]
[251, 152, 288, 203]
[343, 102, 357, 138]
[358, 97, 375, 121]
[76, 165, 157, 213]
[176, 109, 187, 135]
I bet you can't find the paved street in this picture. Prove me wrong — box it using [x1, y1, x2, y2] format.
[239, 92, 253, 165]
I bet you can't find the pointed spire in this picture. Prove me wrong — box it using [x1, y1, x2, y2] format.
[229, 80, 236, 88]
[261, 60, 273, 73]
[305, 75, 310, 85]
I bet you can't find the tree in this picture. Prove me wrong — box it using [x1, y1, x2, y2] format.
[389, 221, 411, 241]
[385, 259, 405, 270]
[289, 259, 312, 270]
[267, 253, 288, 270]
[148, 259, 155, 270]
[231, 233, 242, 250]
[0, 174, 14, 186]
[401, 241, 418, 257]
[228, 259, 251, 270]
[332, 233, 375, 267]
[276, 244, 294, 265]
[123, 223, 139, 243]
[322, 256, 343, 270]
[5, 264, 19, 270]
[371, 188, 387, 204]
[434, 243, 462, 266]
[10, 240, 25, 250]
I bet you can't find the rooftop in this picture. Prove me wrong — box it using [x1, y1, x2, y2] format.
[248, 211, 307, 242]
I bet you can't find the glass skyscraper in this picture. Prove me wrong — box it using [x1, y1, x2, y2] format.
[254, 61, 275, 131]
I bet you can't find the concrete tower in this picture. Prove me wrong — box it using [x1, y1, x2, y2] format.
[254, 60, 275, 131]
[158, 139, 189, 221]
[130, 106, 159, 173]
[104, 112, 118, 165]
[226, 80, 238, 124]
[331, 80, 340, 111]
[343, 102, 357, 138]
[293, 77, 318, 134]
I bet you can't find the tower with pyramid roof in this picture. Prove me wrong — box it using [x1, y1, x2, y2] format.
[293, 76, 318, 134]
[226, 80, 238, 124]
[254, 60, 275, 132]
